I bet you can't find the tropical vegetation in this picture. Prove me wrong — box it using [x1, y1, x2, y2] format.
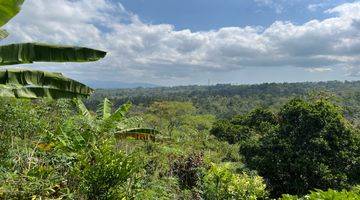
[0, 1, 359, 199]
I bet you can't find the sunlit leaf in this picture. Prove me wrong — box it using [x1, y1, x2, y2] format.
[100, 98, 112, 120]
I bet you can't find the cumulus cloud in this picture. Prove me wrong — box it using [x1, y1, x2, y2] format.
[2, 0, 360, 84]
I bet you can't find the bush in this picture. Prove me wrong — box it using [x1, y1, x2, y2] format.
[281, 185, 360, 200]
[170, 153, 204, 190]
[202, 163, 267, 200]
[77, 144, 141, 199]
[241, 99, 360, 197]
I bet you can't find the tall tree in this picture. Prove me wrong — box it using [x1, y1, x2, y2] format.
[241, 99, 360, 197]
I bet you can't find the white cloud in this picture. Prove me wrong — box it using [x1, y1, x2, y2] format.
[305, 67, 333, 73]
[254, 0, 284, 13]
[308, 3, 326, 12]
[2, 0, 360, 85]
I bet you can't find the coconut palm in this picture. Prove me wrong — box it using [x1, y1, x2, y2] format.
[0, 0, 106, 99]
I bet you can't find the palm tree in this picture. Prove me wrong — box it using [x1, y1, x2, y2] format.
[0, 0, 106, 99]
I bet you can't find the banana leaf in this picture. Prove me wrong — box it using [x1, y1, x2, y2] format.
[0, 86, 91, 99]
[0, 43, 107, 66]
[99, 98, 112, 120]
[0, 69, 94, 98]
[115, 128, 159, 141]
[0, 29, 8, 40]
[74, 98, 94, 122]
[110, 102, 132, 122]
[0, 0, 24, 27]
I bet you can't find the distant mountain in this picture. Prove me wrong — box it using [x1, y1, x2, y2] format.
[85, 81, 160, 89]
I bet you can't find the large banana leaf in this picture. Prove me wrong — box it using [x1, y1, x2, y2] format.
[0, 0, 24, 27]
[0, 69, 94, 98]
[0, 43, 107, 66]
[101, 102, 132, 131]
[109, 102, 132, 122]
[115, 128, 159, 141]
[0, 86, 90, 99]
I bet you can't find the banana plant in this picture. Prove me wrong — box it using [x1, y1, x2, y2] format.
[0, 0, 106, 99]
[75, 98, 159, 141]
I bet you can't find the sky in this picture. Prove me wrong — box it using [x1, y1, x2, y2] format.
[1, 0, 360, 87]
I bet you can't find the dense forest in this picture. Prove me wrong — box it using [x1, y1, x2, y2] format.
[88, 81, 360, 119]
[1, 81, 359, 199]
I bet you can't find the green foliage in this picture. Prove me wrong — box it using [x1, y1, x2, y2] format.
[0, 0, 24, 27]
[100, 98, 113, 120]
[145, 101, 196, 137]
[202, 163, 267, 200]
[105, 101, 132, 130]
[0, 98, 143, 199]
[78, 145, 141, 199]
[0, 69, 94, 98]
[2, 91, 358, 199]
[76, 98, 159, 141]
[211, 108, 276, 144]
[240, 98, 360, 197]
[75, 98, 94, 122]
[135, 178, 181, 200]
[89, 81, 360, 119]
[0, 43, 106, 66]
[281, 186, 360, 200]
[0, 99, 75, 199]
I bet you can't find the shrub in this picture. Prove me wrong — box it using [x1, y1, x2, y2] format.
[170, 153, 204, 190]
[281, 185, 360, 200]
[77, 143, 141, 199]
[202, 163, 267, 200]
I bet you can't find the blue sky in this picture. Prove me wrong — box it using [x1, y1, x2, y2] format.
[119, 0, 344, 31]
[2, 0, 360, 86]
